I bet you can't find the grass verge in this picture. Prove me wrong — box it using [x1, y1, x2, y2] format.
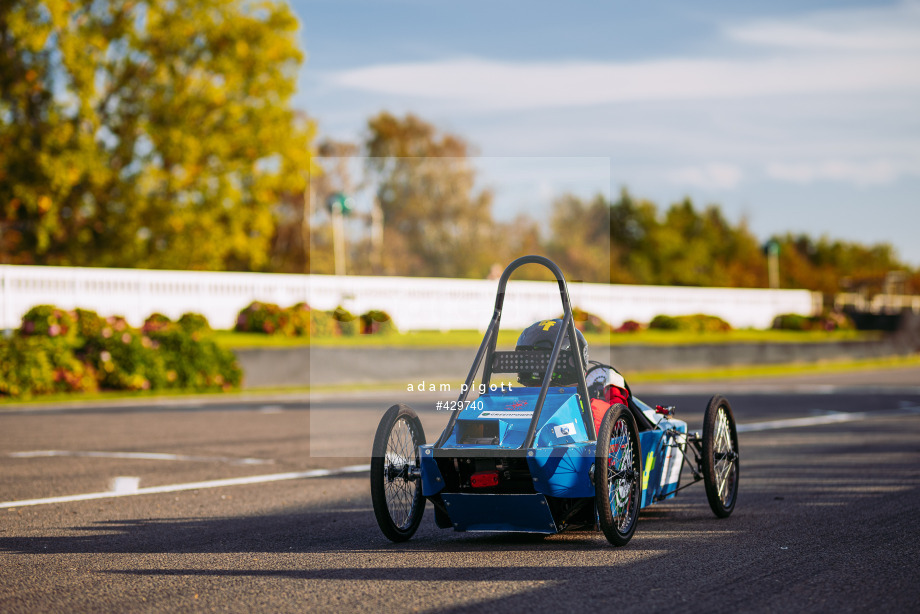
[213, 328, 880, 350]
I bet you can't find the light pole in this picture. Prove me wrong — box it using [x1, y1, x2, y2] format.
[326, 192, 354, 276]
[764, 240, 780, 289]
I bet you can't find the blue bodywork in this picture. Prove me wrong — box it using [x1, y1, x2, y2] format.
[422, 386, 688, 533]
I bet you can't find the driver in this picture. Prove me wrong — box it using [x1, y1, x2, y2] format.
[515, 319, 631, 435]
[515, 318, 588, 386]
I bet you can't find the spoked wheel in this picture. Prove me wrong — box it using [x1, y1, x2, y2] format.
[702, 395, 739, 518]
[594, 404, 642, 546]
[370, 404, 426, 541]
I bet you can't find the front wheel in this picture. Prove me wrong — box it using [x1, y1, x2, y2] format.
[595, 404, 642, 546]
[702, 395, 739, 518]
[371, 404, 426, 541]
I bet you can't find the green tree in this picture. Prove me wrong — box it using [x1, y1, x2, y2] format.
[0, 0, 312, 270]
[364, 112, 497, 278]
[609, 189, 658, 284]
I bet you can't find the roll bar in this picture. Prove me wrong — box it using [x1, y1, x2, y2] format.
[434, 255, 596, 448]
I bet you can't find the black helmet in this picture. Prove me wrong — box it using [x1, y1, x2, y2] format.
[515, 319, 588, 386]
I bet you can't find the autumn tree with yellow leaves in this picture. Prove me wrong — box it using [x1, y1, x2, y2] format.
[0, 0, 313, 270]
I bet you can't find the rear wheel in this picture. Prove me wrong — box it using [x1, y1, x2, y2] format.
[702, 395, 739, 518]
[595, 404, 642, 546]
[371, 404, 426, 541]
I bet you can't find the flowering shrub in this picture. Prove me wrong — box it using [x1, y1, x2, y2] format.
[1, 305, 241, 398]
[288, 303, 312, 336]
[142, 313, 173, 334]
[177, 312, 211, 335]
[80, 331, 166, 391]
[75, 308, 105, 339]
[20, 305, 79, 346]
[0, 337, 56, 396]
[310, 308, 337, 337]
[0, 337, 97, 397]
[332, 306, 359, 336]
[235, 301, 292, 335]
[615, 320, 643, 333]
[233, 302, 393, 337]
[361, 310, 397, 335]
[146, 327, 241, 390]
[772, 311, 854, 331]
[649, 314, 732, 332]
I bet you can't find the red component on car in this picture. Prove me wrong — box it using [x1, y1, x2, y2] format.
[655, 405, 675, 416]
[470, 471, 500, 488]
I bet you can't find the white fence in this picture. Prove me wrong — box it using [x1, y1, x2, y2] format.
[0, 264, 820, 331]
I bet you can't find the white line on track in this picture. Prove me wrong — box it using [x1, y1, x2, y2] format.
[736, 405, 920, 433]
[3, 406, 918, 510]
[0, 464, 371, 509]
[6, 450, 274, 465]
[736, 412, 868, 432]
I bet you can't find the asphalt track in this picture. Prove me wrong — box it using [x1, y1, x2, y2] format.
[1, 367, 919, 613]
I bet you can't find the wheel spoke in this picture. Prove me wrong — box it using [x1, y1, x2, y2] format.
[712, 408, 736, 504]
[606, 418, 636, 531]
[382, 417, 419, 529]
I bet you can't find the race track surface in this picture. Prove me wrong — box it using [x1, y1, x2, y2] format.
[2, 368, 919, 612]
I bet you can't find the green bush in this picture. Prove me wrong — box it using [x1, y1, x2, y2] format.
[20, 305, 79, 347]
[287, 303, 312, 336]
[177, 312, 211, 335]
[47, 342, 98, 393]
[0, 336, 97, 397]
[332, 306, 359, 336]
[142, 312, 173, 334]
[75, 308, 105, 339]
[147, 328, 241, 390]
[2, 305, 243, 398]
[81, 326, 168, 391]
[235, 301, 291, 335]
[772, 311, 854, 332]
[310, 309, 337, 337]
[233, 302, 395, 338]
[649, 315, 680, 330]
[0, 337, 56, 397]
[772, 313, 812, 331]
[361, 310, 397, 335]
[649, 314, 732, 332]
[615, 320, 642, 333]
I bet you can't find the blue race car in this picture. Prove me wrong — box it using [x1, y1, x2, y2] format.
[370, 255, 739, 546]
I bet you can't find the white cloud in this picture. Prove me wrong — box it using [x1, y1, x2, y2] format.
[666, 163, 744, 190]
[327, 54, 920, 110]
[326, 2, 920, 111]
[765, 159, 916, 186]
[725, 1, 920, 51]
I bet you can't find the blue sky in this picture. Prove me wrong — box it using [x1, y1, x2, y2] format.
[290, 0, 920, 265]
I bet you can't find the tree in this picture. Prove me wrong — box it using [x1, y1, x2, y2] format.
[609, 189, 658, 284]
[268, 136, 354, 274]
[774, 233, 904, 295]
[0, 0, 312, 270]
[364, 112, 497, 278]
[545, 193, 610, 283]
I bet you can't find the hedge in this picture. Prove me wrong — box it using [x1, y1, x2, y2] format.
[772, 311, 854, 331]
[234, 302, 396, 337]
[1, 306, 241, 398]
[649, 314, 732, 332]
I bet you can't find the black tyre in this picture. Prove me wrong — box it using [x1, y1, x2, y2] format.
[702, 395, 739, 518]
[594, 404, 642, 546]
[370, 404, 426, 541]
